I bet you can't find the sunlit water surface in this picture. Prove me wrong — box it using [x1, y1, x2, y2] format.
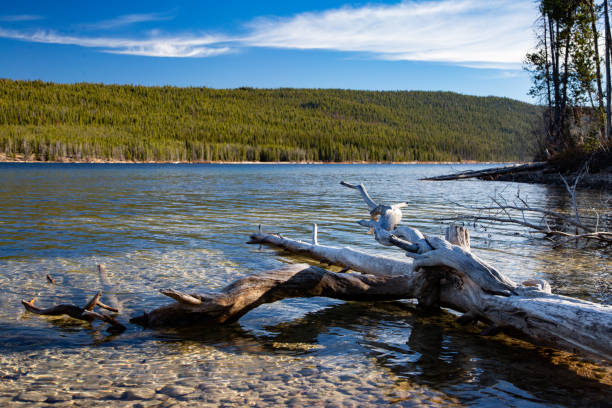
[0, 163, 610, 407]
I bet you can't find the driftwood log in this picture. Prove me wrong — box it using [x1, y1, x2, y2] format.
[421, 162, 547, 181]
[421, 159, 611, 189]
[128, 182, 612, 361]
[22, 183, 612, 361]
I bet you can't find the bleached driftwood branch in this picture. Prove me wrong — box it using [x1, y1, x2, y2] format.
[430, 162, 610, 247]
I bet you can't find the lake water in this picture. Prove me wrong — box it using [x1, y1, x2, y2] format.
[0, 163, 610, 407]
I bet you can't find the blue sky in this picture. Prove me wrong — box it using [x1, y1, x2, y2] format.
[0, 0, 538, 102]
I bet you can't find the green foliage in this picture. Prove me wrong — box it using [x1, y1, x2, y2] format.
[526, 0, 607, 155]
[0, 79, 542, 162]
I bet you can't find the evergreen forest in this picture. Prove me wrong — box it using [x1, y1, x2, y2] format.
[0, 79, 542, 162]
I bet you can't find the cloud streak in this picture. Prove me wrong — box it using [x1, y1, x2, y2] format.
[0, 1, 537, 65]
[82, 12, 174, 30]
[0, 28, 230, 58]
[0, 15, 44, 22]
[244, 0, 535, 68]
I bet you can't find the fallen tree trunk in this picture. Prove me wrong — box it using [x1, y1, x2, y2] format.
[130, 263, 415, 328]
[244, 224, 413, 276]
[134, 182, 611, 360]
[243, 225, 612, 360]
[421, 162, 547, 181]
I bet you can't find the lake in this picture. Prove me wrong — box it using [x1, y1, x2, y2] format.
[0, 163, 610, 407]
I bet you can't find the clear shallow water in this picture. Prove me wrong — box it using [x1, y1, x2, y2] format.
[0, 163, 610, 407]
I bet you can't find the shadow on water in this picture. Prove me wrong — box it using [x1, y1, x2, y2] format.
[138, 301, 612, 407]
[0, 318, 148, 353]
[6, 294, 611, 406]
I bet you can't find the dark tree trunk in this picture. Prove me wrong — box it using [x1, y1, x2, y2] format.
[606, 0, 612, 141]
[589, 1, 604, 119]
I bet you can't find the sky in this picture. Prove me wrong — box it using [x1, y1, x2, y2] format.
[0, 0, 540, 102]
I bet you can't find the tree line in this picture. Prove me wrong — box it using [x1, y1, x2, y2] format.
[0, 79, 542, 162]
[526, 0, 612, 157]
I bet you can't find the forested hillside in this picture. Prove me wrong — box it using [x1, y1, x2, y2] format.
[0, 79, 542, 162]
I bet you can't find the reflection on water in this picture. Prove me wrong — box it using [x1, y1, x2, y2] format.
[0, 163, 610, 407]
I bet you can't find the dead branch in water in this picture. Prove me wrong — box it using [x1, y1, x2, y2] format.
[21, 291, 125, 332]
[21, 264, 125, 332]
[438, 181, 611, 248]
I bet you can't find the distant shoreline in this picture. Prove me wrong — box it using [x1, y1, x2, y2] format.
[0, 152, 516, 165]
[0, 158, 514, 166]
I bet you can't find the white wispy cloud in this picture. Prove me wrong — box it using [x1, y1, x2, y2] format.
[0, 1, 537, 64]
[0, 27, 230, 57]
[0, 14, 44, 22]
[494, 71, 523, 79]
[82, 12, 174, 30]
[243, 0, 536, 68]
